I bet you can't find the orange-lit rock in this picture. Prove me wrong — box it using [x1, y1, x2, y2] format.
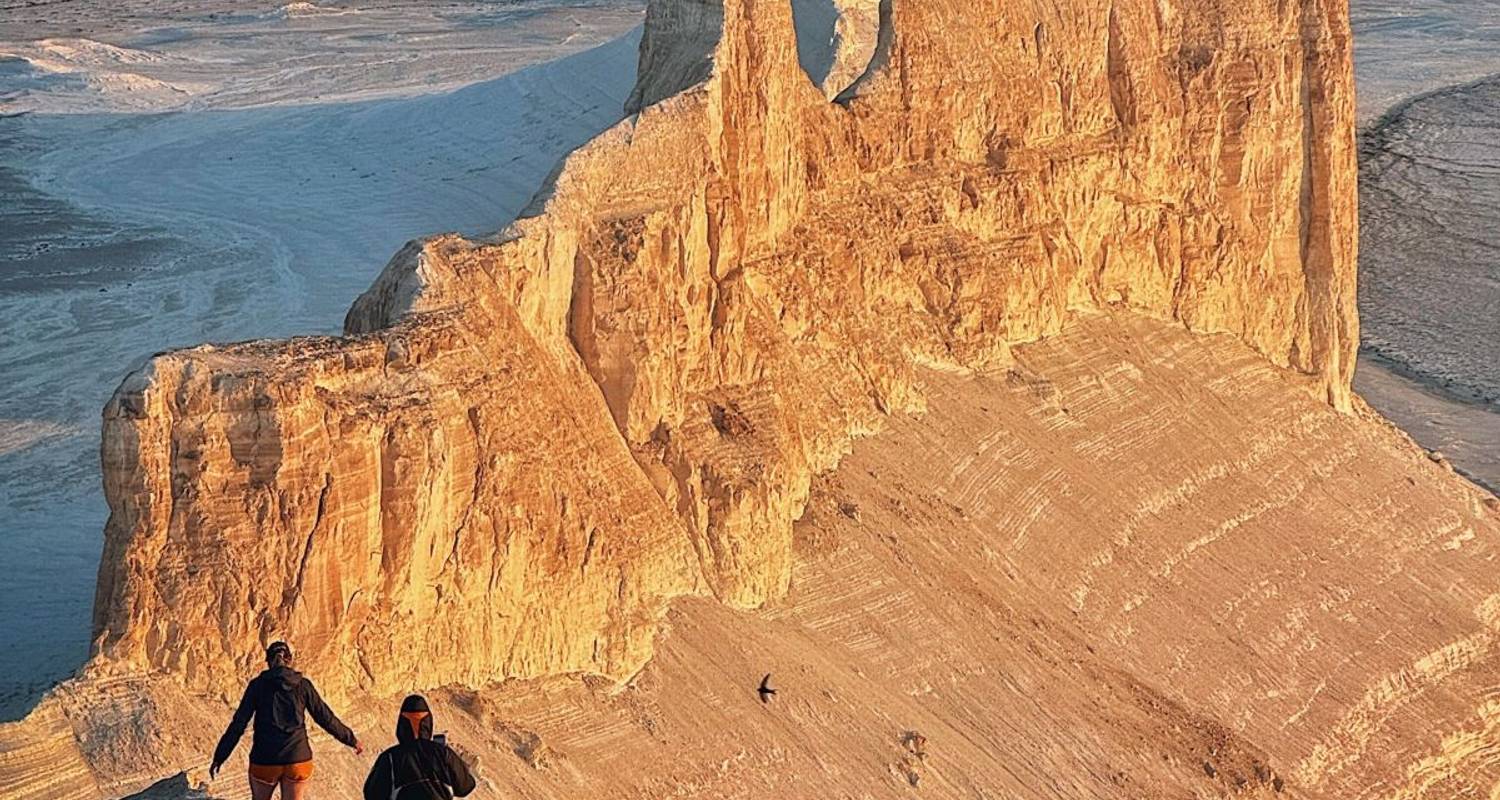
[89, 0, 1359, 704]
[4, 1, 1434, 797]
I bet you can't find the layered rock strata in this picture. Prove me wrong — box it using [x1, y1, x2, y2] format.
[91, 0, 1359, 708]
[10, 315, 1500, 800]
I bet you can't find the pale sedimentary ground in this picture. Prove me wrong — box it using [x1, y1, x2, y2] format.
[1349, 0, 1500, 491]
[1356, 72, 1500, 403]
[7, 315, 1500, 799]
[0, 0, 646, 112]
[1350, 0, 1500, 126]
[1355, 357, 1500, 489]
[0, 0, 647, 719]
[0, 418, 70, 457]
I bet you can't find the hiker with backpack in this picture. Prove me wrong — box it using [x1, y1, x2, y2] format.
[362, 694, 476, 800]
[210, 641, 364, 799]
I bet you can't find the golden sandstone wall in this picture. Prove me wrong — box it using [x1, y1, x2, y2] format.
[89, 0, 1358, 706]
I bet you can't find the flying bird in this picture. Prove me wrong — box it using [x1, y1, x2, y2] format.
[758, 673, 777, 704]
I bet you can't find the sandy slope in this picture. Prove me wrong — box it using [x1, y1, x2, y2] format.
[8, 313, 1497, 800]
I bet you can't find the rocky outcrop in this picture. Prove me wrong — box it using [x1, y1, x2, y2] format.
[93, 298, 702, 699]
[89, 0, 1358, 708]
[15, 314, 1500, 800]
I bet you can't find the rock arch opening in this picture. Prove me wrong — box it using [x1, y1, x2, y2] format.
[791, 0, 882, 99]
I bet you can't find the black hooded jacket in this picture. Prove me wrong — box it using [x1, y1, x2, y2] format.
[363, 697, 475, 800]
[213, 666, 357, 766]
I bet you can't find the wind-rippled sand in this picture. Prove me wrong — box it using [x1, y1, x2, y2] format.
[0, 0, 645, 720]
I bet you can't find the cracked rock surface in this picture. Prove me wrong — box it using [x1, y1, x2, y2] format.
[90, 0, 1361, 706]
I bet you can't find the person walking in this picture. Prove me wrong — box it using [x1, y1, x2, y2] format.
[211, 641, 364, 799]
[362, 695, 476, 800]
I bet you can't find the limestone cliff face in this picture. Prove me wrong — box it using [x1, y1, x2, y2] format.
[92, 0, 1358, 704]
[94, 294, 701, 698]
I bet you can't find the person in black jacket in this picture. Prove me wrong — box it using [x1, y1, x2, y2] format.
[363, 695, 476, 800]
[211, 642, 364, 799]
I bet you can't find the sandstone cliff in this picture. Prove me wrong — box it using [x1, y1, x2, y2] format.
[1, 0, 1431, 797]
[89, 0, 1359, 708]
[9, 315, 1500, 800]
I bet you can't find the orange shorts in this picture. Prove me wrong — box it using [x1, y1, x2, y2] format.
[248, 761, 314, 784]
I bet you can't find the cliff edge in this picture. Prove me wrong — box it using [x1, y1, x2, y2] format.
[5, 0, 1458, 797]
[92, 0, 1358, 705]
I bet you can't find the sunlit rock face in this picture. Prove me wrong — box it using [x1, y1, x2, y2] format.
[92, 0, 1358, 706]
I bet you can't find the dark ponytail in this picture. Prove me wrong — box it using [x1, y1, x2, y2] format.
[266, 641, 293, 667]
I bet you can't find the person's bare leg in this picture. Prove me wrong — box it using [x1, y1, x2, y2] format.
[248, 775, 276, 800]
[281, 775, 310, 800]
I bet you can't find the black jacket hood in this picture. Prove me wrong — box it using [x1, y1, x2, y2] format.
[265, 665, 303, 690]
[365, 694, 475, 799]
[396, 694, 433, 743]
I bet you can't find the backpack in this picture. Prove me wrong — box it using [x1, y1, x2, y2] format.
[386, 744, 451, 800]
